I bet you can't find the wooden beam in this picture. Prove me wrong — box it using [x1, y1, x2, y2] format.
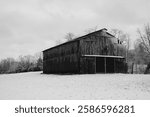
[95, 57, 96, 73]
[82, 55, 125, 58]
[104, 57, 106, 73]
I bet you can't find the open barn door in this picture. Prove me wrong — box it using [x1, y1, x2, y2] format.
[82, 55, 125, 73]
[106, 58, 115, 73]
[96, 57, 105, 73]
[96, 57, 115, 73]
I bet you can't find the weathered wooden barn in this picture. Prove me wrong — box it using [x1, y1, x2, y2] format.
[43, 28, 127, 74]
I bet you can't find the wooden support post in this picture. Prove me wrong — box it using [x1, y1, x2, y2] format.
[114, 58, 115, 73]
[95, 57, 96, 73]
[104, 57, 106, 73]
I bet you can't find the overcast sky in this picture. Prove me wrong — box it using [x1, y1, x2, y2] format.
[0, 0, 150, 59]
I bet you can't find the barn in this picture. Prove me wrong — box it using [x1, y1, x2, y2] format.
[43, 28, 127, 74]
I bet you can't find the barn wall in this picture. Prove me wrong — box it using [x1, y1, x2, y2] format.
[79, 31, 125, 57]
[79, 57, 96, 74]
[43, 41, 80, 73]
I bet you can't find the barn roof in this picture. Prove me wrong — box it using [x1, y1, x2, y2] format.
[43, 28, 116, 52]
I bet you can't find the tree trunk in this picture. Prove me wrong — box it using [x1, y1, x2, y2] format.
[144, 62, 150, 74]
[131, 62, 134, 74]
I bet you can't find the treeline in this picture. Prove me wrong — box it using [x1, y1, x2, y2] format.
[127, 46, 150, 74]
[0, 53, 43, 74]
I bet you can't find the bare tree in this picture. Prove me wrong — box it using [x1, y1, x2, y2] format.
[110, 29, 123, 39]
[55, 40, 63, 45]
[137, 24, 150, 73]
[34, 52, 43, 61]
[111, 29, 131, 62]
[65, 32, 75, 42]
[17, 55, 35, 72]
[0, 58, 16, 73]
[110, 29, 130, 43]
[124, 34, 131, 62]
[85, 26, 98, 34]
[34, 52, 43, 71]
[137, 24, 150, 55]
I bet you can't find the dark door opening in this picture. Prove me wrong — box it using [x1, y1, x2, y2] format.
[96, 57, 105, 73]
[96, 57, 115, 73]
[106, 58, 115, 73]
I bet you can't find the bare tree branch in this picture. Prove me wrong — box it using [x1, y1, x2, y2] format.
[85, 26, 98, 34]
[137, 25, 150, 55]
[65, 32, 75, 42]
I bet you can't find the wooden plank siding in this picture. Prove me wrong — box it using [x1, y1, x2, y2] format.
[79, 31, 125, 57]
[43, 41, 80, 73]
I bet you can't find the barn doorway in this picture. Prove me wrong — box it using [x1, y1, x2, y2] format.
[82, 55, 125, 73]
[106, 58, 115, 73]
[96, 57, 115, 73]
[96, 57, 105, 73]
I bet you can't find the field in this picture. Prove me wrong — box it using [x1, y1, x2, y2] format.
[0, 72, 150, 100]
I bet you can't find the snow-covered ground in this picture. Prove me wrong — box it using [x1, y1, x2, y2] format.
[0, 72, 150, 100]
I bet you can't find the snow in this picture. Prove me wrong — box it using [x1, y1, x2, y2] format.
[0, 72, 150, 100]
